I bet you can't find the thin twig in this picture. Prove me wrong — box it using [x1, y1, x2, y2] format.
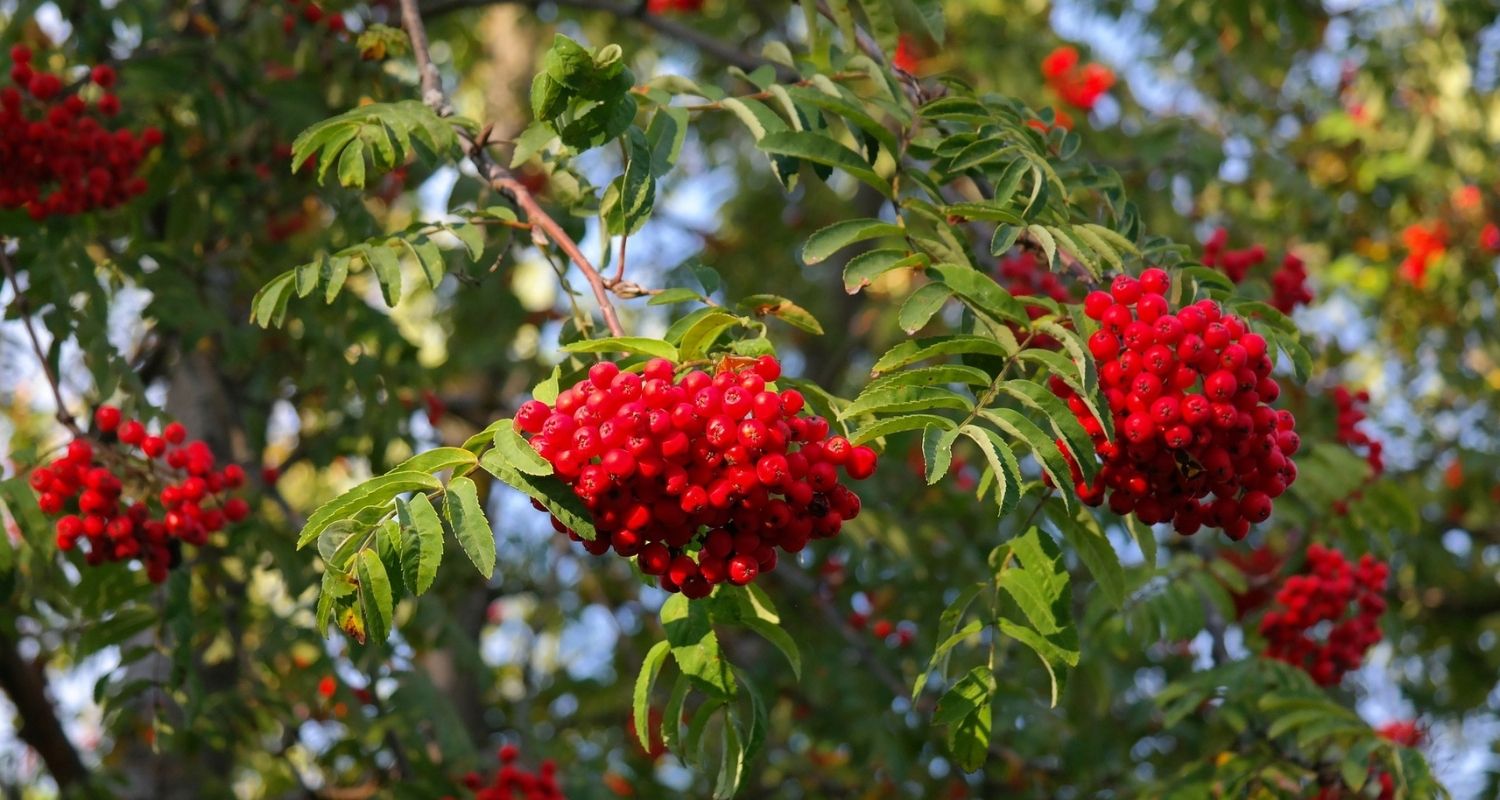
[397, 0, 627, 337]
[0, 245, 80, 433]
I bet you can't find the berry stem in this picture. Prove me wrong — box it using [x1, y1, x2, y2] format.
[395, 0, 627, 338]
[0, 243, 81, 434]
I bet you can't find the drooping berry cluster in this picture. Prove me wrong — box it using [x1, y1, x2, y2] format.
[1269, 252, 1313, 313]
[1259, 544, 1387, 686]
[31, 406, 249, 583]
[1040, 46, 1115, 111]
[449, 746, 565, 800]
[514, 356, 876, 598]
[1201, 227, 1267, 283]
[1331, 386, 1383, 478]
[1056, 269, 1300, 539]
[1399, 221, 1446, 288]
[645, 0, 704, 13]
[282, 0, 348, 34]
[2, 46, 160, 219]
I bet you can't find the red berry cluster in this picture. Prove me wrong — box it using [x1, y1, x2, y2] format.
[1399, 221, 1446, 288]
[1040, 46, 1115, 111]
[892, 35, 922, 73]
[514, 356, 876, 598]
[848, 614, 915, 648]
[1481, 222, 1500, 253]
[31, 406, 249, 583]
[1376, 720, 1424, 748]
[1057, 269, 1300, 539]
[2, 46, 160, 219]
[645, 0, 704, 13]
[1269, 252, 1313, 313]
[1331, 386, 1383, 477]
[1201, 228, 1267, 283]
[449, 746, 565, 800]
[1259, 544, 1387, 686]
[282, 0, 347, 34]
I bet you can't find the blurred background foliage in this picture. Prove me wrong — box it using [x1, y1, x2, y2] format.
[0, 0, 1498, 798]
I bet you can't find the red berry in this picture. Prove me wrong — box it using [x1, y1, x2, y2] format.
[94, 405, 121, 432]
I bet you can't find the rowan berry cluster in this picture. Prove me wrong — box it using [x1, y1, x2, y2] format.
[1269, 252, 1313, 313]
[1259, 545, 1387, 686]
[1040, 46, 1115, 111]
[1054, 269, 1300, 538]
[1481, 222, 1500, 253]
[1332, 386, 1383, 478]
[1399, 221, 1446, 288]
[514, 356, 876, 598]
[2, 46, 160, 219]
[892, 35, 922, 73]
[1376, 720, 1424, 748]
[282, 1, 347, 34]
[1201, 228, 1266, 283]
[31, 406, 249, 583]
[645, 0, 704, 13]
[449, 746, 565, 800]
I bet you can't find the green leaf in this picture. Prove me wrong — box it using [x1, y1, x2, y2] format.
[317, 520, 368, 571]
[838, 385, 973, 420]
[393, 447, 478, 476]
[634, 640, 672, 752]
[602, 126, 657, 235]
[1026, 224, 1056, 267]
[661, 594, 736, 699]
[843, 249, 928, 294]
[864, 364, 991, 394]
[1047, 506, 1125, 609]
[737, 295, 824, 335]
[297, 472, 444, 549]
[249, 271, 297, 328]
[448, 222, 486, 260]
[677, 310, 745, 360]
[978, 408, 1075, 511]
[712, 712, 746, 800]
[480, 454, 598, 540]
[994, 528, 1079, 706]
[356, 549, 393, 644]
[802, 218, 905, 265]
[442, 476, 495, 579]
[928, 263, 1029, 324]
[363, 243, 403, 307]
[649, 287, 702, 306]
[721, 96, 801, 189]
[873, 335, 1013, 374]
[561, 337, 679, 360]
[933, 666, 995, 772]
[395, 494, 444, 596]
[923, 424, 961, 485]
[738, 617, 801, 680]
[757, 131, 892, 196]
[899, 282, 954, 333]
[960, 425, 1021, 517]
[851, 413, 956, 446]
[337, 139, 367, 188]
[993, 380, 1094, 480]
[492, 424, 553, 476]
[662, 674, 691, 754]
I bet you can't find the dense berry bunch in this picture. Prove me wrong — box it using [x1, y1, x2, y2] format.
[1040, 46, 1114, 111]
[1481, 222, 1500, 253]
[2, 46, 160, 219]
[1055, 269, 1300, 539]
[1201, 228, 1267, 283]
[449, 746, 565, 800]
[1259, 545, 1387, 686]
[645, 0, 704, 13]
[514, 356, 876, 598]
[1269, 253, 1313, 313]
[30, 406, 249, 582]
[1399, 221, 1446, 288]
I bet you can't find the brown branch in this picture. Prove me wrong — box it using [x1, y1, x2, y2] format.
[0, 629, 89, 790]
[399, 0, 627, 337]
[1, 245, 81, 433]
[421, 0, 796, 79]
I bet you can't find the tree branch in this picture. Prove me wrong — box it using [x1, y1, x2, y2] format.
[399, 0, 627, 337]
[1, 245, 81, 433]
[0, 629, 88, 791]
[421, 0, 794, 78]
